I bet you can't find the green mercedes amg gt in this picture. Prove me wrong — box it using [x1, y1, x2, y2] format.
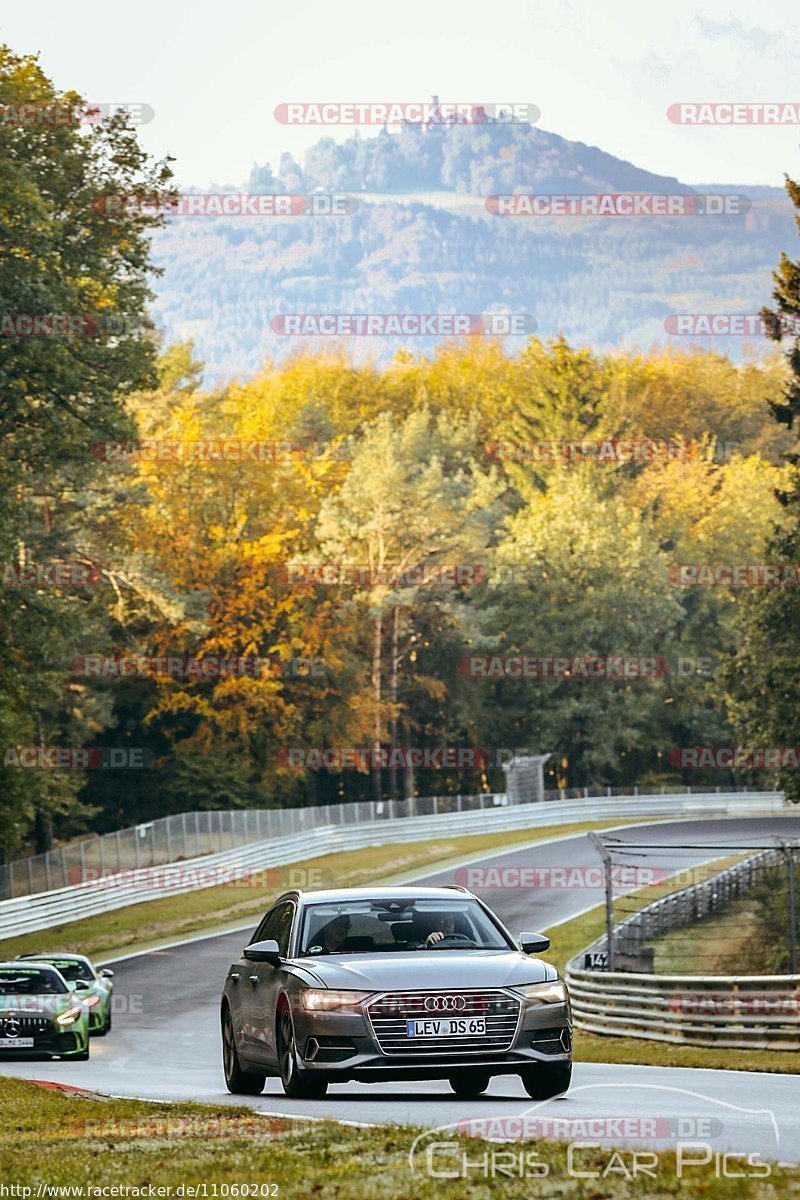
[18, 953, 114, 1036]
[0, 963, 90, 1059]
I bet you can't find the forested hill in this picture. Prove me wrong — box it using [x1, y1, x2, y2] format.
[150, 122, 793, 382]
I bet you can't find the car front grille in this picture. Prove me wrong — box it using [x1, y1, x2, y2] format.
[0, 1015, 51, 1036]
[366, 989, 521, 1056]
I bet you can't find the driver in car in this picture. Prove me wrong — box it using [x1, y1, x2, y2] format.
[407, 911, 458, 947]
[310, 912, 352, 953]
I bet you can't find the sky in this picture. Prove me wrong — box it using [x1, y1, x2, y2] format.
[1, 0, 799, 188]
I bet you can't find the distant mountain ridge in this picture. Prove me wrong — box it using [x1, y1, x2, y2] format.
[150, 123, 792, 383]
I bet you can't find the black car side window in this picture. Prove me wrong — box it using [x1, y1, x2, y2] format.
[252, 907, 280, 946]
[273, 902, 295, 957]
[252, 901, 294, 956]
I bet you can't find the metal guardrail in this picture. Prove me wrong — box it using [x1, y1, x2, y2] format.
[565, 969, 800, 1050]
[0, 783, 765, 901]
[0, 791, 785, 941]
[566, 844, 800, 1050]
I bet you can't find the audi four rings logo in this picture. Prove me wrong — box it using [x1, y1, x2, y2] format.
[424, 994, 467, 1012]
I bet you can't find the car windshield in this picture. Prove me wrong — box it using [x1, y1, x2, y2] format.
[298, 898, 510, 956]
[0, 968, 68, 995]
[31, 960, 93, 983]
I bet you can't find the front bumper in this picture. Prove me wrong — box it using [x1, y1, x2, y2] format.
[0, 1029, 87, 1058]
[291, 990, 572, 1081]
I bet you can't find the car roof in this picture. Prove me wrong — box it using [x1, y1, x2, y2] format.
[18, 953, 91, 963]
[291, 886, 475, 904]
[0, 961, 64, 972]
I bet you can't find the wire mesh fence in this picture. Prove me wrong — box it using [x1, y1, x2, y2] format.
[584, 831, 800, 975]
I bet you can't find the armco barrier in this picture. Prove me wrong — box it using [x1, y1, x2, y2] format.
[0, 791, 786, 940]
[565, 966, 800, 1050]
[0, 783, 765, 901]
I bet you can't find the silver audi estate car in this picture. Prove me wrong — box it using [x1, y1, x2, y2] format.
[221, 885, 572, 1099]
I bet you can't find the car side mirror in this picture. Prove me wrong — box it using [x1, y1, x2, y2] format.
[99, 968, 114, 979]
[243, 939, 281, 964]
[519, 932, 550, 954]
[74, 979, 92, 989]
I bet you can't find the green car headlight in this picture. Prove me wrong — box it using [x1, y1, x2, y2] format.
[83, 993, 102, 1008]
[300, 989, 370, 1012]
[56, 1005, 84, 1026]
[514, 980, 568, 1005]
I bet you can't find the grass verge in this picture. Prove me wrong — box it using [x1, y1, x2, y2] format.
[0, 818, 629, 962]
[0, 1076, 796, 1197]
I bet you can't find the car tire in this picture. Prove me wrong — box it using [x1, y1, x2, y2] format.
[448, 1069, 491, 1097]
[520, 1062, 571, 1100]
[94, 1011, 112, 1037]
[277, 1005, 328, 1099]
[222, 1006, 266, 1095]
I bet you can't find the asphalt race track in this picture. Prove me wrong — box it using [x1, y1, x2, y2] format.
[2, 816, 799, 1163]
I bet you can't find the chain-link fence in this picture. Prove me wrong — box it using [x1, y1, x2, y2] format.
[585, 832, 799, 975]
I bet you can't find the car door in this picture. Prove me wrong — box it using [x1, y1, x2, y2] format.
[245, 900, 295, 1067]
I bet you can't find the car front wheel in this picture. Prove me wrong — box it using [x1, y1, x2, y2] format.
[277, 1006, 328, 1098]
[222, 1007, 265, 1095]
[520, 1062, 571, 1100]
[449, 1069, 491, 1097]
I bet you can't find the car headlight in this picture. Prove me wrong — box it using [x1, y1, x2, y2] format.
[82, 993, 101, 1008]
[514, 980, 568, 1005]
[300, 989, 370, 1012]
[56, 1005, 85, 1025]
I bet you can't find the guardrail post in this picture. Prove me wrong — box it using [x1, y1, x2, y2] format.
[776, 839, 799, 974]
[589, 832, 615, 971]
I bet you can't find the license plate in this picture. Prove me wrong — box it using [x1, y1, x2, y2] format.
[0, 1037, 34, 1048]
[406, 1018, 486, 1038]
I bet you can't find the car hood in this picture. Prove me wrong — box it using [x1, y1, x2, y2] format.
[0, 993, 77, 1016]
[294, 950, 557, 991]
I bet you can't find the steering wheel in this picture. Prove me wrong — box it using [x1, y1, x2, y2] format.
[428, 933, 477, 948]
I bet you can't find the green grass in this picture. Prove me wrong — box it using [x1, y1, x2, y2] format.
[0, 818, 632, 962]
[649, 897, 760, 975]
[0, 1076, 796, 1197]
